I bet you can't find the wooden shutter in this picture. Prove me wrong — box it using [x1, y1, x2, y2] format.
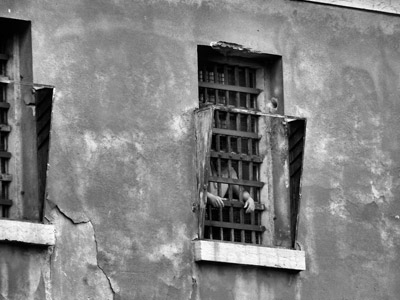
[260, 115, 306, 248]
[288, 118, 306, 248]
[194, 106, 214, 239]
[35, 86, 53, 221]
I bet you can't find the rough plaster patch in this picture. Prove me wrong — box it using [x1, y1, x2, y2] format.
[291, 105, 312, 119]
[54, 18, 85, 38]
[303, 206, 319, 275]
[328, 181, 349, 219]
[169, 113, 190, 140]
[83, 130, 136, 164]
[51, 207, 115, 299]
[312, 136, 337, 164]
[146, 224, 188, 270]
[294, 49, 330, 92]
[0, 262, 8, 299]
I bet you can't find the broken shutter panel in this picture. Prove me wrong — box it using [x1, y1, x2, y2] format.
[268, 116, 292, 248]
[260, 115, 306, 248]
[194, 106, 214, 239]
[35, 86, 53, 221]
[288, 118, 306, 248]
[20, 86, 40, 220]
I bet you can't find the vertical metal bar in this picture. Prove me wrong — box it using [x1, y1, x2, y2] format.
[234, 67, 240, 108]
[245, 68, 250, 108]
[215, 110, 220, 128]
[215, 130, 223, 240]
[227, 135, 234, 242]
[224, 65, 228, 85]
[218, 156, 223, 240]
[213, 65, 218, 83]
[224, 65, 229, 107]
[208, 207, 213, 240]
[237, 117, 244, 242]
[236, 113, 240, 132]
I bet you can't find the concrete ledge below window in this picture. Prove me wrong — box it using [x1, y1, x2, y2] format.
[193, 240, 306, 271]
[293, 0, 400, 15]
[0, 219, 55, 246]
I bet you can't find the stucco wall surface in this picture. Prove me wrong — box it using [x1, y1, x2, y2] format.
[0, 0, 400, 299]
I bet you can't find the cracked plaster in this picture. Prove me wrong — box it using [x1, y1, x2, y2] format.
[48, 207, 115, 300]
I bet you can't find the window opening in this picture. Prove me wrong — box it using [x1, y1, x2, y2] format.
[196, 43, 306, 249]
[199, 58, 265, 245]
[0, 18, 53, 221]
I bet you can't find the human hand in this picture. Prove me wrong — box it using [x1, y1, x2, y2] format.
[207, 193, 225, 208]
[244, 197, 255, 213]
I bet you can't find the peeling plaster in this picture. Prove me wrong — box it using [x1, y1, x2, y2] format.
[50, 206, 115, 300]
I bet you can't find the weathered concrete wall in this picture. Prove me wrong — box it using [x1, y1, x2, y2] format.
[0, 0, 399, 299]
[0, 243, 51, 300]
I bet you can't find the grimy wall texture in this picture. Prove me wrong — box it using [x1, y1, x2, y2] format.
[0, 0, 399, 299]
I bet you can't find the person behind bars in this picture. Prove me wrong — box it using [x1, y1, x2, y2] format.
[207, 160, 255, 213]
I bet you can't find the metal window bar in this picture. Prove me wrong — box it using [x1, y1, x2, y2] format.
[0, 41, 10, 217]
[199, 61, 264, 244]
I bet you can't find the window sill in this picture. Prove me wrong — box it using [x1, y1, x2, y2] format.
[193, 240, 306, 271]
[0, 219, 55, 246]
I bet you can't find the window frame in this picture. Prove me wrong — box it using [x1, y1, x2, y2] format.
[194, 44, 306, 270]
[0, 18, 53, 223]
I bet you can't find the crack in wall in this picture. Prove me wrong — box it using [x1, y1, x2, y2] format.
[52, 205, 116, 299]
[54, 204, 90, 224]
[91, 220, 116, 300]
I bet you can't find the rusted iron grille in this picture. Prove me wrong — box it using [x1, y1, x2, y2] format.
[199, 61, 265, 244]
[198, 63, 258, 109]
[0, 36, 11, 217]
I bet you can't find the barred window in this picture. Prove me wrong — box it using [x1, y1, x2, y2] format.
[195, 44, 306, 249]
[0, 18, 53, 221]
[199, 60, 265, 245]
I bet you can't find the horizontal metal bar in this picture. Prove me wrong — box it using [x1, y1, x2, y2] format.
[0, 76, 10, 84]
[199, 81, 261, 95]
[213, 128, 260, 139]
[221, 199, 265, 211]
[0, 199, 12, 206]
[0, 54, 8, 61]
[210, 151, 263, 163]
[0, 151, 11, 159]
[0, 102, 10, 109]
[209, 176, 264, 188]
[0, 174, 11, 182]
[0, 125, 10, 132]
[205, 220, 266, 232]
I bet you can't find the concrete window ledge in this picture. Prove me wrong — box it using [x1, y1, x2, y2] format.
[193, 240, 306, 271]
[292, 0, 400, 15]
[0, 219, 55, 246]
